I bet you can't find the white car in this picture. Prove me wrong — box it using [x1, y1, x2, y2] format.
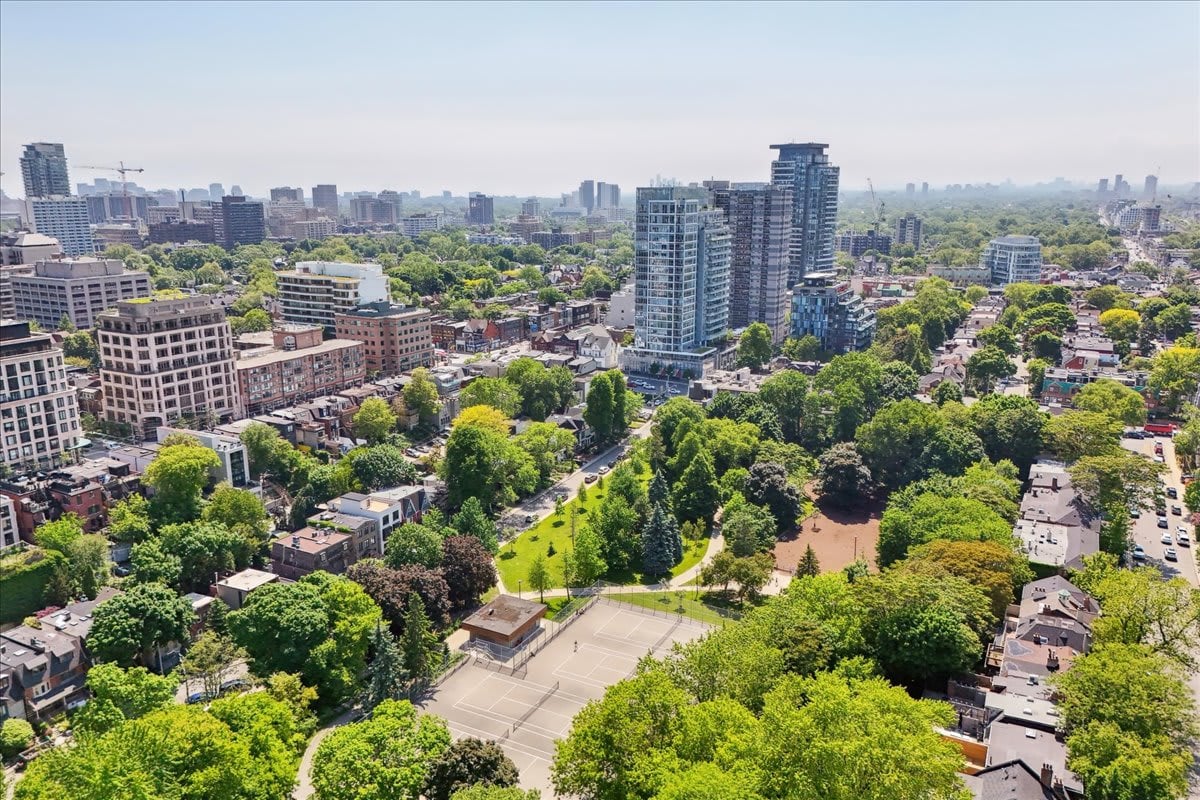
[1162, 532, 1174, 545]
[1178, 528, 1191, 547]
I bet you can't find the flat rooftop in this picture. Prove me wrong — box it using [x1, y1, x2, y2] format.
[462, 595, 547, 637]
[216, 568, 278, 592]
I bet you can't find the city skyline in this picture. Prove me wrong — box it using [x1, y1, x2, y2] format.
[2, 1, 1197, 198]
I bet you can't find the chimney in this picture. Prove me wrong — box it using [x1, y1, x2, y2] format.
[1047, 649, 1060, 671]
[1040, 763, 1054, 788]
[291, 536, 300, 548]
[1051, 477, 1059, 490]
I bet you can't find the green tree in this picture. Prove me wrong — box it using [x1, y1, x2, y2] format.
[385, 522, 445, 569]
[782, 334, 822, 361]
[106, 494, 153, 543]
[515, 421, 576, 487]
[1084, 285, 1131, 312]
[202, 483, 271, 553]
[1073, 378, 1148, 426]
[965, 345, 1016, 393]
[460, 377, 522, 418]
[129, 538, 183, 587]
[88, 582, 196, 668]
[968, 394, 1046, 474]
[877, 492, 1014, 567]
[641, 503, 679, 578]
[1086, 566, 1200, 669]
[797, 544, 820, 578]
[401, 592, 438, 683]
[584, 370, 620, 444]
[855, 399, 944, 490]
[569, 527, 608, 587]
[34, 513, 83, 553]
[1045, 410, 1122, 461]
[452, 496, 499, 553]
[1155, 304, 1194, 338]
[1026, 357, 1049, 397]
[528, 552, 552, 603]
[672, 452, 719, 524]
[227, 580, 329, 676]
[441, 418, 537, 512]
[0, 718, 34, 758]
[745, 462, 803, 534]
[352, 444, 418, 490]
[159, 520, 248, 593]
[363, 622, 408, 708]
[1065, 722, 1190, 800]
[354, 396, 399, 444]
[403, 367, 442, 426]
[1099, 307, 1141, 343]
[975, 325, 1018, 355]
[906, 539, 1032, 619]
[66, 534, 108, 599]
[815, 442, 873, 508]
[144, 442, 221, 524]
[1149, 347, 1200, 412]
[424, 737, 521, 800]
[736, 323, 774, 368]
[930, 380, 962, 406]
[181, 631, 245, 703]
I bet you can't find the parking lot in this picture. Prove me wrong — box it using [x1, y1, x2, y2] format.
[419, 598, 710, 795]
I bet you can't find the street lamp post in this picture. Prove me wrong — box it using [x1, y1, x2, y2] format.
[517, 580, 522, 599]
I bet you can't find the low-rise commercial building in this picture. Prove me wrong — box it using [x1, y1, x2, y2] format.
[9, 257, 151, 330]
[234, 325, 366, 417]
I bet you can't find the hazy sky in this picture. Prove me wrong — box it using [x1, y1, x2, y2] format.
[2, 1, 1197, 198]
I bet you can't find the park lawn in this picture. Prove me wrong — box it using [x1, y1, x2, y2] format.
[609, 590, 743, 626]
[497, 471, 708, 591]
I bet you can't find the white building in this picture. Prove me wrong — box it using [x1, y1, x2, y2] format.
[10, 257, 152, 329]
[0, 494, 18, 552]
[400, 214, 443, 238]
[23, 197, 95, 257]
[604, 286, 635, 328]
[97, 297, 238, 438]
[277, 261, 389, 332]
[326, 486, 429, 553]
[1, 320, 82, 472]
[155, 426, 253, 491]
[980, 235, 1043, 286]
[0, 232, 62, 266]
[289, 218, 338, 240]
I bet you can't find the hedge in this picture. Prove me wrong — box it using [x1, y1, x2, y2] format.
[0, 547, 66, 624]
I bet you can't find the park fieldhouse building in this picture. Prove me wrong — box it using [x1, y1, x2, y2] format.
[461, 595, 548, 650]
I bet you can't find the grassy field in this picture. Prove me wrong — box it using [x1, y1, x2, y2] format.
[607, 590, 745, 626]
[496, 473, 708, 591]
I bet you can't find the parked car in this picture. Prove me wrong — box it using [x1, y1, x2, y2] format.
[1165, 547, 1179, 562]
[598, 465, 610, 475]
[1132, 545, 1147, 561]
[1130, 508, 1141, 519]
[524, 514, 535, 524]
[1158, 517, 1169, 529]
[1178, 530, 1191, 547]
[584, 473, 598, 483]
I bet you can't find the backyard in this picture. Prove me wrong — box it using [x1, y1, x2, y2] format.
[496, 473, 708, 591]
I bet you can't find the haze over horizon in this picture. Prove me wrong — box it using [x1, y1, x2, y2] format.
[2, 0, 1197, 198]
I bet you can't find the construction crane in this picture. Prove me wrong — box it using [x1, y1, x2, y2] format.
[77, 161, 144, 196]
[867, 178, 885, 234]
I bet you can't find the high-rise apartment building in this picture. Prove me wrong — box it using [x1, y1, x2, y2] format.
[770, 142, 839, 283]
[921, 182, 929, 195]
[378, 190, 404, 220]
[712, 183, 792, 343]
[400, 214, 442, 238]
[84, 193, 152, 224]
[351, 197, 398, 225]
[620, 187, 730, 377]
[208, 183, 225, 202]
[521, 198, 541, 217]
[277, 261, 390, 332]
[596, 182, 620, 209]
[9, 257, 152, 329]
[270, 187, 304, 202]
[312, 184, 339, 218]
[97, 297, 237, 436]
[23, 197, 95, 256]
[905, 183, 916, 196]
[467, 193, 494, 226]
[1143, 174, 1158, 201]
[1096, 178, 1109, 195]
[578, 180, 595, 213]
[980, 235, 1043, 286]
[1, 320, 82, 472]
[19, 143, 70, 198]
[219, 195, 266, 248]
[894, 213, 923, 249]
[335, 301, 434, 375]
[289, 218, 338, 240]
[790, 272, 876, 354]
[836, 230, 892, 257]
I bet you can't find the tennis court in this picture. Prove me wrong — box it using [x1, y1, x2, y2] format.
[420, 596, 710, 795]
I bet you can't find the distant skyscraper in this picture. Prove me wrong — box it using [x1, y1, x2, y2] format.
[578, 180, 595, 213]
[1097, 178, 1109, 195]
[769, 142, 839, 283]
[596, 182, 621, 209]
[311, 184, 338, 218]
[521, 198, 541, 216]
[209, 183, 225, 202]
[467, 193, 494, 225]
[895, 213, 923, 249]
[219, 195, 265, 248]
[23, 197, 95, 256]
[712, 183, 792, 343]
[1143, 174, 1158, 201]
[20, 142, 70, 198]
[981, 235, 1042, 286]
[621, 187, 729, 378]
[230, 185, 243, 196]
[270, 186, 304, 202]
[905, 183, 915, 196]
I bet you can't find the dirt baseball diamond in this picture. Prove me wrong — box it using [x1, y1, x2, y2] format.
[774, 501, 882, 575]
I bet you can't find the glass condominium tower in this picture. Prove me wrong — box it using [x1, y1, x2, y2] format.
[770, 142, 839, 284]
[625, 187, 729, 376]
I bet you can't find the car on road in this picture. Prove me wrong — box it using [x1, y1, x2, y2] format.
[1167, 486, 1178, 499]
[1158, 517, 1169, 529]
[1177, 527, 1191, 545]
[1162, 532, 1174, 545]
[524, 514, 535, 524]
[1130, 508, 1141, 518]
[404, 448, 419, 457]
[1171, 505, 1182, 516]
[1165, 547, 1179, 562]
[584, 473, 598, 483]
[598, 465, 610, 475]
[1132, 544, 1147, 561]
[186, 691, 208, 704]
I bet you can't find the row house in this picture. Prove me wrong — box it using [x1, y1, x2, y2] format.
[0, 588, 119, 721]
[270, 527, 356, 580]
[0, 458, 138, 543]
[1012, 461, 1101, 571]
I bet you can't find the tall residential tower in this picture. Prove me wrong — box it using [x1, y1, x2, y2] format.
[769, 142, 839, 283]
[712, 183, 792, 343]
[20, 143, 71, 198]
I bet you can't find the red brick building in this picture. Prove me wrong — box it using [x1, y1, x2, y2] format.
[234, 325, 366, 417]
[334, 302, 435, 376]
